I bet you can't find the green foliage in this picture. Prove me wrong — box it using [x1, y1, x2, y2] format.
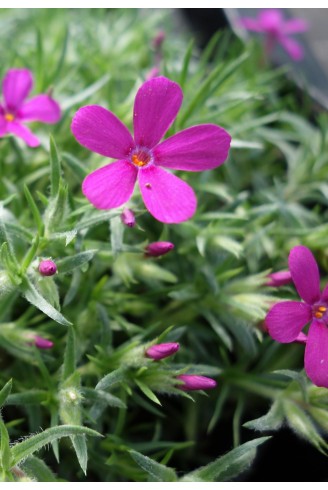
[0, 6, 328, 483]
[181, 437, 270, 482]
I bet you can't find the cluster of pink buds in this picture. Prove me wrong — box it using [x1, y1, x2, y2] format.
[145, 342, 217, 391]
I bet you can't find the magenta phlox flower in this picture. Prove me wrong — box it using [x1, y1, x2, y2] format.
[239, 9, 308, 61]
[71, 76, 231, 223]
[0, 68, 61, 147]
[265, 245, 328, 387]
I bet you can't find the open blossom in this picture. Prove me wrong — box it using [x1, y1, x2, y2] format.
[71, 76, 231, 223]
[238, 9, 308, 61]
[265, 245, 328, 388]
[0, 68, 61, 147]
[146, 342, 180, 360]
[176, 374, 217, 391]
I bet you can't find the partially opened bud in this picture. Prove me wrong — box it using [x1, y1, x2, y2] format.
[266, 270, 292, 287]
[121, 208, 136, 228]
[146, 342, 180, 360]
[38, 259, 57, 276]
[145, 241, 174, 257]
[176, 374, 217, 391]
[34, 335, 54, 349]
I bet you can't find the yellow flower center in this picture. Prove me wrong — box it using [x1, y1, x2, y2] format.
[132, 154, 148, 167]
[130, 148, 152, 168]
[4, 113, 15, 122]
[314, 305, 327, 319]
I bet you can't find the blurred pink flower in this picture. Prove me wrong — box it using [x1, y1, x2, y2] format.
[0, 68, 61, 147]
[71, 76, 231, 223]
[239, 9, 308, 61]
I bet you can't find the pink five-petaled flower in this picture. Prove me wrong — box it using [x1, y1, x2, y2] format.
[265, 245, 328, 388]
[71, 76, 231, 224]
[146, 342, 180, 360]
[239, 9, 308, 61]
[0, 68, 61, 147]
[176, 374, 217, 391]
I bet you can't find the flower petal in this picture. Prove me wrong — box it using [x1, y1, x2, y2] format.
[265, 301, 311, 343]
[7, 121, 40, 147]
[288, 246, 321, 304]
[2, 68, 33, 111]
[19, 95, 61, 123]
[0, 114, 7, 136]
[237, 17, 263, 32]
[153, 124, 231, 172]
[82, 160, 137, 209]
[258, 9, 283, 31]
[133, 76, 183, 148]
[279, 36, 304, 61]
[283, 18, 308, 34]
[138, 165, 196, 223]
[305, 320, 328, 388]
[321, 283, 328, 302]
[71, 105, 134, 159]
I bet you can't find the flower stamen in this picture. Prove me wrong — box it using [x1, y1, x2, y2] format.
[4, 113, 15, 122]
[313, 305, 327, 319]
[131, 148, 152, 168]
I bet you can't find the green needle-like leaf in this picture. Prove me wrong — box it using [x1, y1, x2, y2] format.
[11, 425, 101, 466]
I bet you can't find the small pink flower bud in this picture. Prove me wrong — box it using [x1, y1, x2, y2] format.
[294, 332, 307, 344]
[145, 241, 174, 257]
[152, 31, 165, 50]
[34, 335, 54, 349]
[121, 208, 136, 228]
[38, 259, 57, 276]
[266, 270, 292, 287]
[146, 342, 180, 360]
[146, 67, 160, 80]
[176, 374, 217, 391]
